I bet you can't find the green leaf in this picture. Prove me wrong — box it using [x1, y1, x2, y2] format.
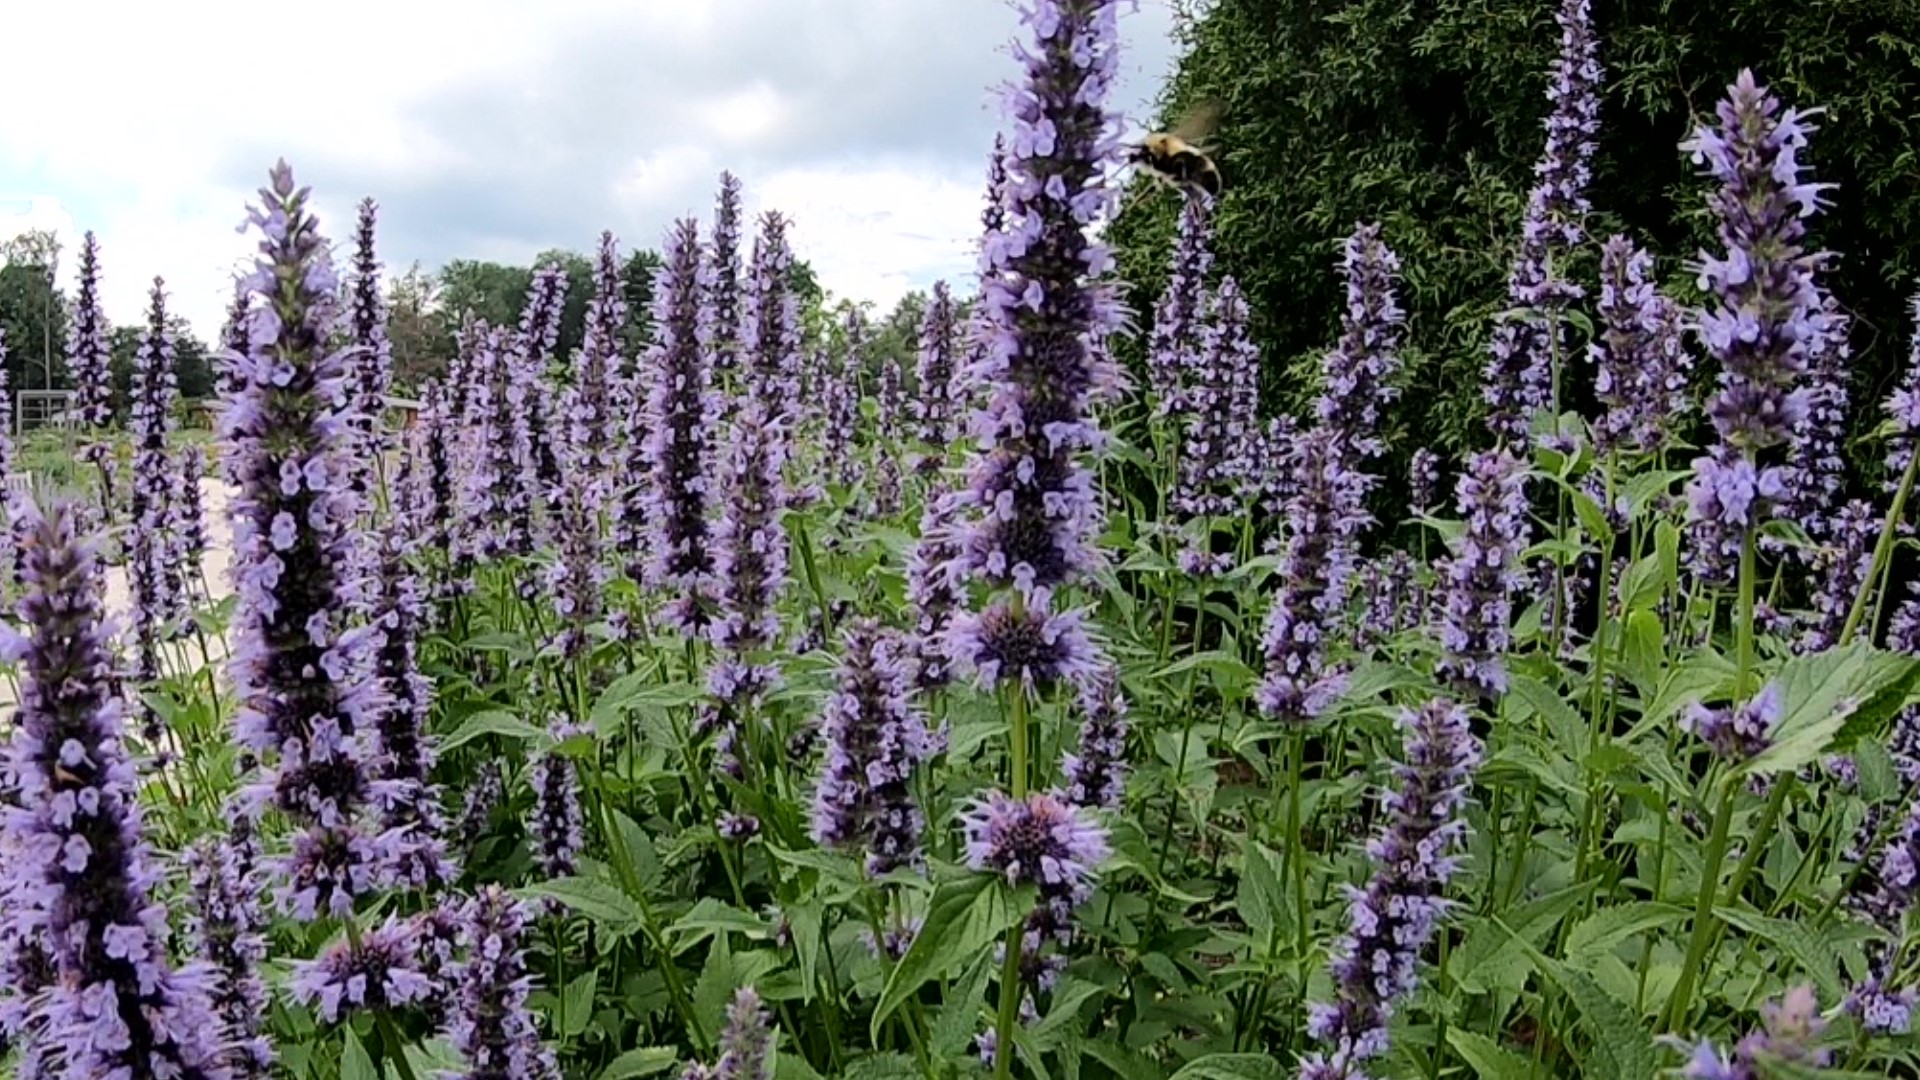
[1168, 1054, 1287, 1079]
[340, 1027, 377, 1080]
[774, 1049, 827, 1080]
[1153, 649, 1255, 684]
[1451, 882, 1591, 994]
[439, 708, 543, 753]
[670, 898, 771, 952]
[1446, 1030, 1536, 1080]
[1563, 902, 1688, 965]
[609, 809, 663, 894]
[518, 877, 645, 937]
[1508, 934, 1656, 1080]
[562, 969, 598, 1037]
[1236, 842, 1286, 944]
[871, 875, 1029, 1040]
[463, 631, 528, 653]
[930, 952, 995, 1059]
[1083, 1041, 1166, 1080]
[1619, 610, 1666, 698]
[1714, 906, 1846, 1000]
[1750, 642, 1920, 776]
[841, 1054, 919, 1080]
[595, 1047, 681, 1079]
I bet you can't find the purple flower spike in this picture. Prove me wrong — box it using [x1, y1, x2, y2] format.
[1, 499, 232, 1080]
[567, 231, 626, 500]
[1257, 428, 1372, 724]
[1682, 70, 1829, 555]
[1590, 235, 1691, 456]
[1682, 681, 1784, 764]
[1408, 448, 1440, 516]
[914, 280, 962, 474]
[1148, 196, 1214, 417]
[529, 719, 588, 883]
[743, 211, 803, 412]
[810, 619, 939, 875]
[222, 160, 386, 919]
[174, 444, 210, 598]
[67, 232, 116, 507]
[369, 518, 455, 890]
[823, 310, 865, 491]
[709, 396, 792, 710]
[635, 218, 719, 628]
[708, 172, 746, 395]
[347, 197, 394, 497]
[1672, 985, 1831, 1079]
[963, 787, 1110, 990]
[128, 276, 184, 721]
[906, 484, 965, 691]
[1062, 664, 1129, 811]
[290, 916, 433, 1023]
[1297, 699, 1482, 1080]
[687, 987, 774, 1080]
[183, 811, 273, 1077]
[1315, 222, 1405, 464]
[952, 0, 1127, 700]
[1884, 294, 1920, 490]
[1482, 0, 1602, 445]
[1174, 275, 1258, 528]
[1780, 292, 1851, 538]
[447, 885, 562, 1080]
[1436, 450, 1529, 702]
[545, 468, 607, 662]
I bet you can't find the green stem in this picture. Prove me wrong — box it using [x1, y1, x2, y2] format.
[1842, 447, 1919, 646]
[1664, 778, 1736, 1031]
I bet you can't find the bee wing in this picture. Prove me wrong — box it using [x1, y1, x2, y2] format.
[1170, 99, 1223, 146]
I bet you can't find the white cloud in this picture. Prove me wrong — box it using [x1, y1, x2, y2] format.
[0, 0, 1181, 341]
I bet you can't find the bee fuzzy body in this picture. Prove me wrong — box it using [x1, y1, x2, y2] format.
[1133, 136, 1222, 199]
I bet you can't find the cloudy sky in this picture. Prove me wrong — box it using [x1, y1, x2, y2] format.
[0, 0, 1184, 341]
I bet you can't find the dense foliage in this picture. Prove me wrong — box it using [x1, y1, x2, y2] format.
[6, 1, 1920, 1079]
[1110, 0, 1920, 499]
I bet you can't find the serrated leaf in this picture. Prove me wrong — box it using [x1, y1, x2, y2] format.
[1509, 934, 1656, 1080]
[1451, 882, 1591, 995]
[1563, 902, 1688, 965]
[340, 1027, 377, 1080]
[871, 875, 1028, 1040]
[1446, 1029, 1536, 1080]
[609, 809, 663, 894]
[1620, 610, 1665, 698]
[1236, 842, 1286, 944]
[439, 708, 543, 752]
[1168, 1053, 1287, 1079]
[518, 877, 645, 937]
[1083, 1040, 1166, 1080]
[1714, 906, 1846, 1000]
[562, 969, 597, 1037]
[841, 1053, 920, 1080]
[1751, 643, 1920, 776]
[774, 1049, 827, 1080]
[596, 1046, 680, 1079]
[931, 952, 994, 1058]
[1154, 649, 1255, 684]
[670, 898, 771, 952]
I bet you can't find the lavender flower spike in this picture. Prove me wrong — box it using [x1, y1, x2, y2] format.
[1435, 450, 1529, 702]
[1590, 235, 1690, 455]
[963, 788, 1111, 991]
[67, 232, 116, 506]
[0, 499, 231, 1079]
[1673, 985, 1832, 1079]
[447, 885, 562, 1080]
[529, 719, 588, 883]
[182, 810, 273, 1077]
[709, 398, 791, 709]
[174, 444, 211, 597]
[913, 280, 961, 473]
[290, 915, 433, 1022]
[743, 211, 802, 412]
[1884, 293, 1920, 490]
[222, 160, 388, 919]
[128, 276, 184, 716]
[950, 0, 1128, 695]
[1062, 664, 1129, 811]
[347, 196, 394, 497]
[567, 230, 626, 499]
[634, 217, 718, 627]
[1297, 699, 1482, 1080]
[1481, 0, 1601, 444]
[708, 172, 746, 396]
[906, 483, 965, 691]
[810, 619, 939, 874]
[545, 466, 607, 662]
[683, 988, 774, 1080]
[1682, 70, 1828, 546]
[370, 517, 456, 890]
[1257, 428, 1372, 724]
[1314, 222, 1405, 464]
[1148, 195, 1213, 416]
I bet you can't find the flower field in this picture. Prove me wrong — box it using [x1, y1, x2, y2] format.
[4, 0, 1920, 1078]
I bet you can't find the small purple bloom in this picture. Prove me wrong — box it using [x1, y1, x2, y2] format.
[809, 619, 940, 875]
[1681, 681, 1783, 764]
[529, 719, 588, 883]
[446, 885, 562, 1080]
[1435, 450, 1529, 701]
[1061, 664, 1129, 811]
[290, 916, 434, 1023]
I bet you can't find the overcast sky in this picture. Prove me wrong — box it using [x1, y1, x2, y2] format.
[0, 0, 1184, 342]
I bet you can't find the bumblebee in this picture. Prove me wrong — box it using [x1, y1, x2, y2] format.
[1130, 100, 1223, 199]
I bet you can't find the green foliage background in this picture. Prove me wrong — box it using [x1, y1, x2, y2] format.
[1110, 0, 1920, 480]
